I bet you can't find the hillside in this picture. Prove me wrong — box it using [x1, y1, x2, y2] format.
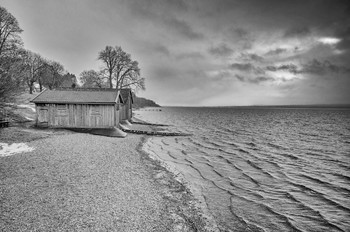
[132, 94, 161, 108]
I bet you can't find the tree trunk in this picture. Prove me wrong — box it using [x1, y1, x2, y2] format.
[29, 84, 33, 94]
[109, 74, 113, 88]
[39, 78, 43, 92]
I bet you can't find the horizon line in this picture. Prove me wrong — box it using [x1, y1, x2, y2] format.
[155, 104, 350, 108]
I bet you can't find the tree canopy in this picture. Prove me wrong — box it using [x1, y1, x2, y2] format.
[0, 6, 24, 100]
[0, 6, 73, 100]
[80, 46, 145, 91]
[0, 6, 23, 58]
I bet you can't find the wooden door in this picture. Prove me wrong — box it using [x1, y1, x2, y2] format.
[38, 109, 48, 123]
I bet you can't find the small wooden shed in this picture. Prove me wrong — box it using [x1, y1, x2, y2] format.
[120, 89, 134, 121]
[31, 88, 124, 128]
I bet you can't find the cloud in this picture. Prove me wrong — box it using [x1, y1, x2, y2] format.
[239, 53, 264, 62]
[153, 44, 171, 56]
[266, 64, 299, 74]
[335, 26, 350, 51]
[265, 48, 287, 56]
[209, 43, 234, 57]
[235, 74, 275, 84]
[234, 28, 249, 39]
[163, 16, 204, 40]
[127, 0, 203, 40]
[266, 60, 350, 75]
[226, 27, 253, 49]
[231, 63, 254, 71]
[301, 59, 350, 75]
[230, 63, 265, 74]
[284, 26, 310, 38]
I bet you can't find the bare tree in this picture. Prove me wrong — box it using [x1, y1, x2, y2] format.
[0, 6, 23, 58]
[43, 60, 65, 90]
[98, 46, 145, 90]
[80, 70, 106, 88]
[0, 6, 24, 100]
[22, 50, 45, 94]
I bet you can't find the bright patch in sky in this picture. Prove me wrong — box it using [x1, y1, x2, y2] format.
[318, 37, 341, 45]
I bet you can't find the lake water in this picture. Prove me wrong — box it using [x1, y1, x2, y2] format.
[135, 107, 350, 232]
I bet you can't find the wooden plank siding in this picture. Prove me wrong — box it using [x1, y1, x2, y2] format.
[120, 95, 132, 121]
[36, 103, 117, 128]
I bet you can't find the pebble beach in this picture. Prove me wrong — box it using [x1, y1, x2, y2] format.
[0, 126, 211, 231]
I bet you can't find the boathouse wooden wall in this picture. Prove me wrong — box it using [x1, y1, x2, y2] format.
[120, 95, 132, 121]
[36, 103, 118, 128]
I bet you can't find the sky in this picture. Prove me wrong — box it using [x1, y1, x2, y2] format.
[1, 0, 350, 106]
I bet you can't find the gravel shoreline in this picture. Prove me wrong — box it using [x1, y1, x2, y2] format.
[0, 128, 210, 231]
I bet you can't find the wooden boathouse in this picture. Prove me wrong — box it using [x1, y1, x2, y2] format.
[120, 89, 134, 122]
[31, 88, 124, 128]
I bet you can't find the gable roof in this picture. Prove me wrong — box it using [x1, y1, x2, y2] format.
[120, 89, 134, 104]
[31, 88, 124, 104]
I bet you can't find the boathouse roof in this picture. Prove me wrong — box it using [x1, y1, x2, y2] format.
[31, 88, 124, 104]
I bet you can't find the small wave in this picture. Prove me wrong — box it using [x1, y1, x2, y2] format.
[218, 148, 236, 155]
[300, 174, 350, 200]
[220, 140, 239, 147]
[246, 142, 257, 147]
[167, 151, 178, 160]
[286, 192, 347, 232]
[216, 155, 243, 171]
[184, 158, 193, 164]
[229, 194, 304, 232]
[246, 160, 275, 178]
[267, 142, 287, 150]
[331, 173, 350, 183]
[237, 148, 249, 154]
[280, 153, 299, 160]
[188, 138, 218, 151]
[247, 160, 262, 170]
[205, 162, 214, 168]
[288, 179, 350, 214]
[242, 173, 260, 187]
[213, 169, 224, 178]
[228, 204, 267, 232]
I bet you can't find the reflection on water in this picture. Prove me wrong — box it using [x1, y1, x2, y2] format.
[137, 107, 350, 232]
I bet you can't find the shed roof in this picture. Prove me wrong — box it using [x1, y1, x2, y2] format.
[31, 88, 124, 104]
[120, 89, 134, 104]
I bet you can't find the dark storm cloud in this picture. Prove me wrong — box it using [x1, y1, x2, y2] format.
[266, 60, 350, 75]
[153, 44, 171, 56]
[265, 48, 287, 56]
[163, 17, 204, 40]
[127, 0, 203, 40]
[284, 26, 310, 38]
[209, 43, 234, 57]
[231, 63, 254, 71]
[234, 28, 249, 39]
[301, 59, 350, 75]
[249, 54, 264, 62]
[234, 74, 275, 84]
[231, 63, 265, 74]
[266, 64, 299, 74]
[225, 27, 253, 49]
[239, 53, 264, 62]
[335, 26, 350, 51]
